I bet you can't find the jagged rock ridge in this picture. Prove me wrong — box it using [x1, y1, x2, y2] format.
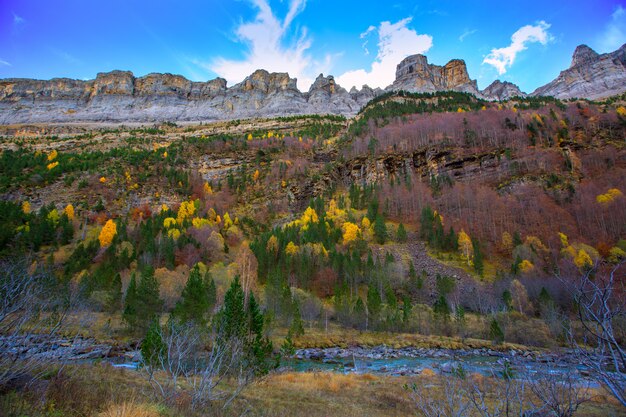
[532, 44, 626, 99]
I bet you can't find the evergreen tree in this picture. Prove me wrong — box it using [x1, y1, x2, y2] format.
[472, 238, 484, 276]
[385, 285, 397, 309]
[122, 273, 138, 328]
[374, 214, 387, 244]
[433, 295, 450, 322]
[135, 266, 163, 331]
[367, 283, 382, 323]
[141, 319, 165, 367]
[59, 213, 74, 245]
[489, 318, 505, 344]
[289, 298, 304, 337]
[163, 237, 175, 270]
[502, 290, 513, 311]
[512, 231, 522, 247]
[220, 276, 247, 339]
[511, 255, 522, 276]
[106, 272, 123, 312]
[401, 295, 412, 324]
[173, 265, 210, 324]
[396, 223, 407, 242]
[205, 272, 217, 313]
[353, 297, 366, 329]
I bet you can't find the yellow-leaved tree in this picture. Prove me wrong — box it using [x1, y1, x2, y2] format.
[22, 201, 31, 214]
[163, 217, 177, 229]
[285, 241, 299, 256]
[574, 249, 593, 269]
[266, 235, 279, 255]
[64, 204, 74, 220]
[458, 230, 473, 265]
[203, 182, 213, 196]
[99, 219, 117, 247]
[252, 170, 260, 182]
[177, 201, 196, 224]
[342, 222, 361, 245]
[519, 259, 534, 273]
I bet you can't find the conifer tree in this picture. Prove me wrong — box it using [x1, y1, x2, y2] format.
[374, 214, 387, 244]
[173, 265, 210, 324]
[472, 238, 484, 276]
[396, 223, 407, 242]
[135, 266, 163, 331]
[107, 272, 123, 312]
[122, 273, 138, 328]
[289, 298, 304, 337]
[205, 272, 217, 313]
[141, 319, 165, 367]
[489, 318, 505, 344]
[367, 283, 382, 323]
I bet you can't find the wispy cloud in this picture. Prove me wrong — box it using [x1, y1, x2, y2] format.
[459, 29, 477, 42]
[50, 49, 83, 66]
[336, 17, 433, 90]
[0, 59, 11, 67]
[483, 21, 551, 75]
[597, 5, 626, 52]
[13, 13, 25, 25]
[202, 0, 330, 90]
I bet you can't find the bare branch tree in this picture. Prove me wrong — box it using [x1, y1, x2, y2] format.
[0, 258, 72, 388]
[140, 321, 254, 412]
[525, 366, 592, 417]
[560, 261, 625, 407]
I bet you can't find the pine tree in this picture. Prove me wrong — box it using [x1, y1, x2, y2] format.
[173, 265, 210, 324]
[489, 318, 505, 344]
[367, 283, 382, 324]
[396, 223, 407, 242]
[135, 266, 163, 331]
[401, 295, 412, 324]
[205, 272, 217, 313]
[433, 295, 450, 322]
[374, 214, 387, 244]
[122, 273, 138, 328]
[289, 297, 305, 337]
[107, 272, 123, 312]
[141, 319, 165, 367]
[220, 276, 247, 339]
[472, 238, 484, 276]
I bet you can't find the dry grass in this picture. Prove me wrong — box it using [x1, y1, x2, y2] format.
[98, 401, 162, 417]
[281, 323, 533, 352]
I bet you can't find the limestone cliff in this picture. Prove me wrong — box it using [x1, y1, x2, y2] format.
[481, 80, 526, 101]
[388, 55, 481, 96]
[532, 44, 626, 99]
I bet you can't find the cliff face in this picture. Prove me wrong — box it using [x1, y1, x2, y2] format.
[481, 80, 526, 101]
[532, 44, 626, 99]
[2, 45, 626, 124]
[388, 54, 481, 96]
[0, 70, 368, 124]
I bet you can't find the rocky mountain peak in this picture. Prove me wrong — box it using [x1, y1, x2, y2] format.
[309, 74, 338, 95]
[389, 54, 479, 96]
[571, 44, 600, 68]
[481, 80, 526, 101]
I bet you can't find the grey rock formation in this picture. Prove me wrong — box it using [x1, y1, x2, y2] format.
[481, 80, 526, 101]
[388, 54, 482, 97]
[532, 44, 626, 99]
[0, 70, 368, 124]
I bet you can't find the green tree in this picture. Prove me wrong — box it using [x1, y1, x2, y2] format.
[401, 295, 412, 324]
[107, 272, 123, 312]
[433, 295, 450, 322]
[396, 223, 407, 242]
[122, 273, 138, 328]
[289, 298, 305, 337]
[367, 283, 382, 323]
[472, 238, 484, 276]
[173, 265, 210, 324]
[489, 318, 505, 344]
[141, 319, 165, 367]
[374, 214, 387, 244]
[135, 266, 163, 331]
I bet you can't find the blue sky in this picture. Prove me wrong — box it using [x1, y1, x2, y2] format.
[0, 0, 624, 93]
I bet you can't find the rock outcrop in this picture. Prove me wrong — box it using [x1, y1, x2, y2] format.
[2, 44, 626, 124]
[388, 54, 482, 96]
[532, 44, 626, 99]
[0, 70, 368, 124]
[481, 80, 526, 101]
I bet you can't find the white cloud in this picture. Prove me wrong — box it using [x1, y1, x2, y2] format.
[336, 18, 433, 90]
[483, 21, 551, 75]
[459, 29, 477, 42]
[13, 13, 24, 25]
[0, 59, 11, 67]
[597, 5, 626, 52]
[203, 0, 330, 90]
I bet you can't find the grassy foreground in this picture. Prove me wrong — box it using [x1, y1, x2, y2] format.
[2, 363, 623, 417]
